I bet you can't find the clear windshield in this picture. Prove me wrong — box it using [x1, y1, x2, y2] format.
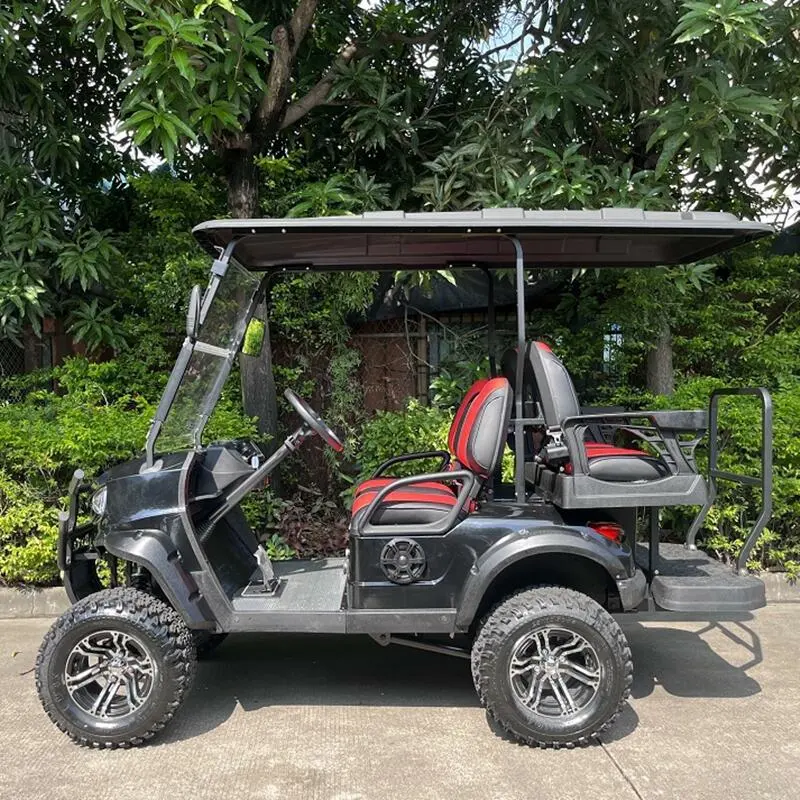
[157, 260, 260, 453]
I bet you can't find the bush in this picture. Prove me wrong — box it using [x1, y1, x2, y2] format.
[0, 355, 257, 586]
[0, 471, 60, 584]
[357, 399, 453, 483]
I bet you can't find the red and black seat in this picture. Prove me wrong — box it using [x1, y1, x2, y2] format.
[351, 377, 512, 529]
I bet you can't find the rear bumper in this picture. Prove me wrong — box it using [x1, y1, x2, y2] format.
[616, 567, 647, 611]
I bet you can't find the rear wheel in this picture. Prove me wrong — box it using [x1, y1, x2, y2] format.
[36, 587, 196, 748]
[471, 586, 632, 748]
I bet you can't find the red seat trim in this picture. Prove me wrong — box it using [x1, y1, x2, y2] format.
[352, 484, 458, 516]
[564, 442, 660, 475]
[584, 442, 649, 459]
[452, 377, 510, 476]
[447, 379, 488, 455]
[355, 478, 453, 495]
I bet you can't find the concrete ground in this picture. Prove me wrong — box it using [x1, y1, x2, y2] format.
[1, 607, 798, 800]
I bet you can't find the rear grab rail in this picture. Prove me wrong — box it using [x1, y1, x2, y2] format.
[685, 387, 773, 575]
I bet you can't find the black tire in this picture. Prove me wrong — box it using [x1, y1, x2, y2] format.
[471, 586, 632, 748]
[193, 631, 228, 659]
[36, 587, 196, 749]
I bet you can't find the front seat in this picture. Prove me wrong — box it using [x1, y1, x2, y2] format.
[351, 377, 512, 528]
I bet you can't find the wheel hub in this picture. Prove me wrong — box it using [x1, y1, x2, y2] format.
[64, 630, 155, 720]
[508, 626, 601, 718]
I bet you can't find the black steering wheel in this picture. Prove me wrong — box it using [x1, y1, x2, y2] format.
[284, 389, 344, 452]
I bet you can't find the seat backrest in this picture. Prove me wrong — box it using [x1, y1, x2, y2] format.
[447, 378, 488, 456]
[448, 377, 512, 478]
[526, 341, 581, 426]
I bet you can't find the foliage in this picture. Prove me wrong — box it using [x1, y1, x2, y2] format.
[650, 378, 800, 574]
[430, 357, 490, 409]
[0, 2, 129, 348]
[263, 532, 297, 561]
[357, 400, 453, 482]
[0, 355, 257, 585]
[242, 318, 265, 357]
[0, 470, 60, 584]
[273, 491, 349, 559]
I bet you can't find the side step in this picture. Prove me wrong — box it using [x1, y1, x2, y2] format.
[636, 542, 766, 613]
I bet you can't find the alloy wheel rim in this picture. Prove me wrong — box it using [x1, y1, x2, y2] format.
[64, 630, 155, 720]
[508, 626, 601, 718]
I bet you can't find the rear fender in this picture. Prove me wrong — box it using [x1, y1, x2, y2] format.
[455, 527, 631, 630]
[105, 528, 216, 629]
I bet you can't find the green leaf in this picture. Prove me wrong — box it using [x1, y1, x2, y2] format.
[172, 49, 194, 86]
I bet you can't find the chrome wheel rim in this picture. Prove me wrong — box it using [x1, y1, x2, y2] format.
[64, 630, 155, 720]
[508, 627, 601, 718]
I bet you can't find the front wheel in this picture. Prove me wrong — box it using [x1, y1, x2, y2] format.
[36, 587, 196, 748]
[471, 586, 632, 748]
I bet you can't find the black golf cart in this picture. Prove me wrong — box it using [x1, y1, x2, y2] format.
[37, 208, 774, 749]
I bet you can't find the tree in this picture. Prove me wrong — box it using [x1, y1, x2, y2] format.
[412, 0, 800, 393]
[0, 1, 129, 351]
[64, 0, 510, 436]
[66, 0, 509, 216]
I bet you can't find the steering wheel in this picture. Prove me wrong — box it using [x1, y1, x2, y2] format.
[284, 389, 344, 452]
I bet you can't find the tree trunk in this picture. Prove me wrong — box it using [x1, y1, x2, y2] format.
[225, 143, 260, 218]
[224, 146, 281, 455]
[646, 318, 675, 396]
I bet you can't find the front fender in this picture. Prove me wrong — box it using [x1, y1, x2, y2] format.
[455, 527, 632, 630]
[105, 528, 215, 629]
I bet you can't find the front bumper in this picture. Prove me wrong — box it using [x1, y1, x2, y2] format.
[57, 469, 96, 606]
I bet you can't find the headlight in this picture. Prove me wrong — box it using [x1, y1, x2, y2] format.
[90, 486, 107, 516]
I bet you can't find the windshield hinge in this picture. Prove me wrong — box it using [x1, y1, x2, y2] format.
[211, 240, 239, 276]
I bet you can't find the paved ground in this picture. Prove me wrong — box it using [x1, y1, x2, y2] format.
[1, 607, 798, 800]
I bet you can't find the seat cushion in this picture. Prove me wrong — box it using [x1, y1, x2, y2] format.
[355, 477, 453, 496]
[583, 443, 670, 482]
[351, 482, 459, 525]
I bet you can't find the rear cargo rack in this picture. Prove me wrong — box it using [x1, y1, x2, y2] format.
[685, 388, 773, 575]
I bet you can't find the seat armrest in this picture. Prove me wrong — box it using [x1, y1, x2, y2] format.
[356, 470, 476, 537]
[372, 450, 451, 478]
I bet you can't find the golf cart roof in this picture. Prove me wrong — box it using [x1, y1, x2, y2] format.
[192, 208, 772, 271]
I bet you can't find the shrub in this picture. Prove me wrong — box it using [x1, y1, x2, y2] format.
[0, 355, 258, 586]
[0, 471, 60, 584]
[357, 399, 453, 483]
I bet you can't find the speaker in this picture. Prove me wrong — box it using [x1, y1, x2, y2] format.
[379, 538, 426, 584]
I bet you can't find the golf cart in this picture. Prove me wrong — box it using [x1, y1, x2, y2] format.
[37, 208, 774, 749]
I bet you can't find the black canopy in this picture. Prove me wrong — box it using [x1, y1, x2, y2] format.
[192, 208, 772, 271]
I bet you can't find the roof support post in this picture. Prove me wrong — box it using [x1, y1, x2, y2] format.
[509, 236, 526, 503]
[481, 267, 497, 376]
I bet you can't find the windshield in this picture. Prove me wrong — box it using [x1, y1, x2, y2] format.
[156, 260, 260, 454]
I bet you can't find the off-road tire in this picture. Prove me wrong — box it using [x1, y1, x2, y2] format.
[193, 631, 228, 659]
[36, 587, 196, 748]
[471, 586, 632, 748]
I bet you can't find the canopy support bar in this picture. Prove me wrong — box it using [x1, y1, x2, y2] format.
[509, 236, 526, 504]
[481, 267, 497, 377]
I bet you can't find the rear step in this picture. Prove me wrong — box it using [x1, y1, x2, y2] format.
[635, 542, 765, 612]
